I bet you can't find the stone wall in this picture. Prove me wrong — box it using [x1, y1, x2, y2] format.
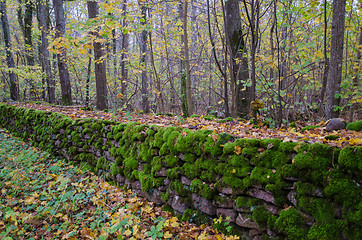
[0, 103, 361, 239]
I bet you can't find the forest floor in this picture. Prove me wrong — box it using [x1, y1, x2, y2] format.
[0, 129, 238, 240]
[10, 102, 362, 147]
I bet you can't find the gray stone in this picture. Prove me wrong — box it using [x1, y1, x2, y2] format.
[133, 189, 148, 198]
[248, 188, 275, 204]
[267, 228, 277, 237]
[131, 181, 142, 190]
[326, 118, 346, 132]
[214, 197, 234, 209]
[164, 179, 171, 186]
[287, 190, 298, 207]
[249, 229, 263, 237]
[149, 190, 164, 205]
[179, 153, 185, 161]
[181, 176, 192, 186]
[171, 194, 189, 213]
[192, 193, 216, 216]
[155, 168, 167, 177]
[116, 174, 125, 184]
[216, 208, 237, 223]
[236, 214, 259, 229]
[253, 235, 262, 240]
[265, 205, 279, 215]
[220, 187, 233, 195]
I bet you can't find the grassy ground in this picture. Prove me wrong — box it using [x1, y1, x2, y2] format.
[0, 129, 238, 240]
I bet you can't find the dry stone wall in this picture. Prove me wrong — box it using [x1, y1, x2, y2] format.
[0, 103, 361, 240]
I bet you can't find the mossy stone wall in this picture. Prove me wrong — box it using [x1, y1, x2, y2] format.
[0, 103, 361, 239]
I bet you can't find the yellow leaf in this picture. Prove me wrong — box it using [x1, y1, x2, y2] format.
[124, 229, 132, 236]
[234, 145, 242, 155]
[231, 169, 236, 174]
[216, 235, 224, 240]
[164, 231, 173, 239]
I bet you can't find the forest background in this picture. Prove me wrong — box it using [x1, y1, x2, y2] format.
[0, 0, 361, 127]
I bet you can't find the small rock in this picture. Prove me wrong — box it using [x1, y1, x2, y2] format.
[236, 213, 259, 229]
[220, 187, 233, 195]
[214, 197, 234, 208]
[192, 193, 216, 216]
[287, 190, 298, 207]
[181, 176, 191, 186]
[149, 190, 164, 205]
[216, 208, 237, 222]
[265, 205, 279, 215]
[171, 194, 189, 213]
[155, 168, 167, 177]
[326, 118, 346, 132]
[248, 188, 275, 204]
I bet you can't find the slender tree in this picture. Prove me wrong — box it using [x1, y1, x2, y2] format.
[36, 0, 55, 103]
[139, 0, 149, 113]
[53, 0, 72, 105]
[183, 0, 193, 116]
[0, 0, 18, 100]
[88, 0, 108, 110]
[325, 0, 346, 119]
[224, 0, 250, 117]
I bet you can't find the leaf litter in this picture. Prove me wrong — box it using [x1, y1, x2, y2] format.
[12, 102, 362, 147]
[0, 129, 239, 239]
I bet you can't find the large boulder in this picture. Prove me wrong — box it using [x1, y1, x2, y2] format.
[325, 118, 346, 132]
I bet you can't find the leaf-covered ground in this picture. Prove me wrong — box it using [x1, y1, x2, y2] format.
[11, 102, 362, 147]
[0, 129, 238, 240]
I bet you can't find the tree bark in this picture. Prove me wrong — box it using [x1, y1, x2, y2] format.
[120, 0, 128, 108]
[36, 0, 55, 103]
[53, 0, 72, 105]
[87, 0, 108, 110]
[325, 0, 346, 119]
[139, 1, 149, 113]
[183, 0, 193, 116]
[0, 0, 18, 100]
[224, 0, 250, 117]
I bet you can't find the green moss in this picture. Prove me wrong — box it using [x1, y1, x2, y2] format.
[170, 181, 189, 197]
[166, 131, 180, 154]
[301, 125, 319, 133]
[257, 150, 291, 168]
[151, 157, 162, 176]
[346, 120, 362, 131]
[167, 167, 181, 179]
[96, 157, 105, 170]
[242, 147, 259, 157]
[82, 144, 90, 151]
[307, 222, 341, 240]
[183, 153, 196, 163]
[110, 163, 122, 176]
[222, 176, 242, 189]
[200, 170, 217, 183]
[181, 209, 210, 226]
[161, 204, 174, 214]
[80, 161, 93, 172]
[180, 162, 199, 179]
[252, 205, 273, 228]
[294, 152, 332, 170]
[68, 146, 77, 155]
[123, 157, 139, 177]
[338, 146, 362, 171]
[190, 179, 215, 200]
[324, 178, 359, 206]
[325, 135, 340, 140]
[161, 189, 171, 202]
[250, 167, 276, 185]
[164, 155, 179, 168]
[275, 207, 308, 240]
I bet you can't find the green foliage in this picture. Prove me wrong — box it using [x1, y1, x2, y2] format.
[275, 207, 308, 240]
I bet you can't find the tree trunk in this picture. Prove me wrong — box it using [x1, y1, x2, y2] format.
[120, 0, 128, 108]
[87, 0, 108, 110]
[325, 0, 346, 119]
[349, 25, 361, 121]
[53, 0, 72, 105]
[320, 0, 329, 103]
[139, 1, 149, 113]
[179, 1, 188, 117]
[0, 0, 18, 100]
[224, 0, 250, 117]
[183, 0, 193, 116]
[36, 0, 55, 103]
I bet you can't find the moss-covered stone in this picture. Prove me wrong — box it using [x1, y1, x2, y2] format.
[190, 178, 215, 200]
[170, 181, 190, 197]
[346, 120, 362, 131]
[338, 146, 362, 171]
[275, 207, 308, 240]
